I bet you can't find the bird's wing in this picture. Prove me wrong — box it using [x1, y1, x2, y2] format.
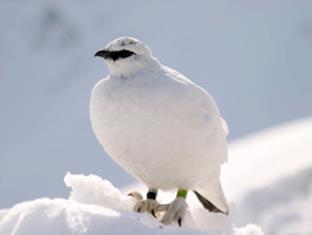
[163, 65, 229, 135]
[162, 66, 229, 210]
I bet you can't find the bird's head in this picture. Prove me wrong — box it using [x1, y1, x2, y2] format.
[95, 36, 157, 76]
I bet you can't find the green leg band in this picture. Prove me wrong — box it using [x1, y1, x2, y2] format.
[176, 189, 188, 199]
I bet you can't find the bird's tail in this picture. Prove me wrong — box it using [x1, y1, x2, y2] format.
[193, 179, 229, 215]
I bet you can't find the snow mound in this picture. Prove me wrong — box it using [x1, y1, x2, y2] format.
[0, 173, 263, 235]
[220, 118, 312, 235]
[222, 117, 312, 202]
[64, 172, 133, 211]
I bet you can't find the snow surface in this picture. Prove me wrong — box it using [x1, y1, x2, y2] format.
[1, 118, 312, 235]
[1, 0, 312, 208]
[0, 173, 263, 235]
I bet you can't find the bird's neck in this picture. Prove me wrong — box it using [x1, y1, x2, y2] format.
[106, 56, 161, 77]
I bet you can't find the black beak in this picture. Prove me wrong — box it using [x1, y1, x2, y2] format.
[94, 49, 110, 59]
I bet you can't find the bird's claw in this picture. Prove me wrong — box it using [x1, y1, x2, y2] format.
[128, 191, 143, 201]
[177, 218, 182, 227]
[151, 209, 157, 218]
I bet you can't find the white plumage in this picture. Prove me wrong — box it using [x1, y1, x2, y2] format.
[90, 37, 229, 214]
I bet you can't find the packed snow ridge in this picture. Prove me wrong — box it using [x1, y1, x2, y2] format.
[0, 173, 262, 235]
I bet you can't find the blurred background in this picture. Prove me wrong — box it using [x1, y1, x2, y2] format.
[1, 0, 311, 213]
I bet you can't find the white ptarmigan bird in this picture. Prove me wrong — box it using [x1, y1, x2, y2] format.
[91, 37, 229, 226]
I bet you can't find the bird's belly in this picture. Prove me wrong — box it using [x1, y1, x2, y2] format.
[92, 111, 223, 189]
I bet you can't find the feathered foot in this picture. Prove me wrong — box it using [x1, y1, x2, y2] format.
[161, 189, 188, 226]
[128, 189, 167, 218]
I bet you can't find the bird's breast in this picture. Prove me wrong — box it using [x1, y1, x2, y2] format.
[90, 76, 212, 140]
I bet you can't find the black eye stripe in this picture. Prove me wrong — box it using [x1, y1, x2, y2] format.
[107, 49, 136, 61]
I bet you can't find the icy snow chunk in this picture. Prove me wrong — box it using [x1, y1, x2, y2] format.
[64, 172, 134, 211]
